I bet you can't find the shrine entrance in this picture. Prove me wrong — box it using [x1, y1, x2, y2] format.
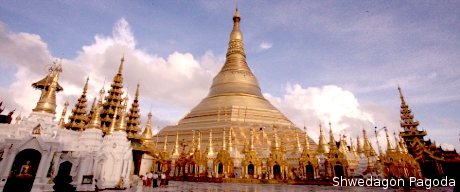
[218, 163, 223, 174]
[305, 164, 314, 180]
[273, 164, 281, 179]
[248, 164, 254, 176]
[334, 164, 344, 178]
[53, 161, 75, 191]
[4, 149, 42, 192]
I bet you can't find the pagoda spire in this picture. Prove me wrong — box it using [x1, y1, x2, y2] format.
[302, 126, 311, 154]
[385, 127, 394, 153]
[357, 136, 363, 153]
[100, 56, 125, 133]
[250, 125, 255, 151]
[32, 62, 63, 114]
[362, 129, 377, 156]
[207, 129, 214, 156]
[398, 86, 420, 131]
[87, 97, 97, 123]
[141, 111, 154, 141]
[350, 137, 357, 156]
[86, 86, 105, 129]
[14, 109, 22, 125]
[188, 130, 196, 155]
[205, 8, 263, 99]
[172, 132, 180, 156]
[127, 83, 142, 140]
[317, 124, 329, 154]
[228, 126, 233, 152]
[163, 134, 168, 152]
[328, 122, 338, 150]
[394, 132, 403, 153]
[222, 128, 227, 151]
[58, 100, 69, 128]
[66, 77, 90, 132]
[339, 135, 349, 153]
[115, 94, 129, 132]
[106, 103, 119, 135]
[273, 125, 280, 150]
[294, 130, 302, 154]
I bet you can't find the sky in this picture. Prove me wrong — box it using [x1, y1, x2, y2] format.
[0, 1, 459, 152]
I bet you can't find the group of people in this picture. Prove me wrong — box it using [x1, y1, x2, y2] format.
[141, 171, 169, 188]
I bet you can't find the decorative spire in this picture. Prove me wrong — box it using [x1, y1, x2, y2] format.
[317, 124, 329, 154]
[100, 56, 125, 133]
[115, 94, 129, 132]
[357, 136, 363, 153]
[394, 132, 403, 153]
[222, 128, 227, 151]
[172, 132, 180, 156]
[398, 86, 420, 131]
[362, 129, 377, 156]
[328, 122, 338, 150]
[65, 77, 89, 132]
[273, 124, 280, 150]
[207, 129, 214, 156]
[399, 134, 409, 154]
[302, 126, 310, 154]
[106, 103, 119, 135]
[127, 83, 142, 139]
[119, 55, 124, 74]
[250, 125, 255, 151]
[86, 87, 104, 130]
[32, 62, 63, 114]
[228, 126, 233, 152]
[385, 127, 394, 153]
[197, 131, 201, 152]
[205, 8, 264, 99]
[58, 100, 69, 128]
[163, 134, 168, 152]
[188, 130, 196, 155]
[140, 111, 153, 141]
[294, 131, 302, 154]
[87, 97, 97, 123]
[350, 137, 357, 156]
[339, 135, 349, 153]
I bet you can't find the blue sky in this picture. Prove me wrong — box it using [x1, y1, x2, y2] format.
[0, 1, 459, 151]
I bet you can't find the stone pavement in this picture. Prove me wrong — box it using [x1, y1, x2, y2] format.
[105, 181, 455, 192]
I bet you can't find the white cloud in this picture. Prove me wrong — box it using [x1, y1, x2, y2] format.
[264, 83, 379, 142]
[259, 42, 272, 50]
[0, 18, 223, 128]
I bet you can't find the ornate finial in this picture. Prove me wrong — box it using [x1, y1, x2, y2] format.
[107, 103, 119, 135]
[230, 8, 242, 40]
[222, 128, 227, 150]
[317, 123, 329, 154]
[140, 111, 153, 141]
[173, 131, 180, 156]
[357, 136, 363, 153]
[303, 126, 310, 153]
[385, 127, 394, 152]
[228, 126, 233, 152]
[163, 134, 168, 152]
[118, 55, 125, 74]
[208, 129, 214, 156]
[86, 89, 104, 130]
[115, 95, 129, 132]
[32, 62, 63, 114]
[65, 77, 90, 132]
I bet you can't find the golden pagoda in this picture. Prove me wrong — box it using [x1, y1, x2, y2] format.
[100, 56, 125, 134]
[126, 83, 142, 140]
[154, 8, 317, 154]
[65, 77, 89, 131]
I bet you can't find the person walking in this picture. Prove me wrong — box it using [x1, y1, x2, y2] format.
[160, 172, 166, 188]
[152, 172, 158, 188]
[142, 173, 147, 187]
[146, 171, 153, 187]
